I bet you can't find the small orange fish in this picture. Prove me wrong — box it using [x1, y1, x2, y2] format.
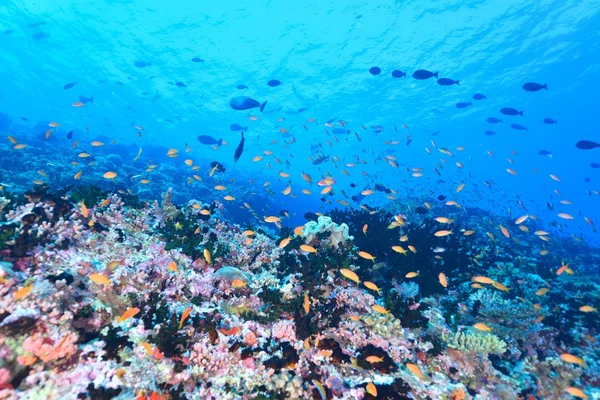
[560, 353, 586, 368]
[232, 279, 247, 288]
[372, 304, 389, 314]
[279, 237, 291, 249]
[178, 307, 192, 329]
[340, 268, 360, 284]
[300, 244, 317, 253]
[565, 387, 588, 399]
[438, 272, 448, 288]
[13, 285, 33, 300]
[405, 271, 419, 278]
[358, 251, 375, 262]
[218, 326, 240, 336]
[366, 382, 377, 397]
[406, 363, 425, 379]
[362, 224, 368, 235]
[303, 292, 310, 314]
[89, 273, 110, 286]
[81, 202, 89, 218]
[363, 281, 381, 295]
[167, 261, 178, 272]
[473, 323, 492, 331]
[117, 307, 140, 323]
[365, 355, 384, 363]
[203, 249, 212, 264]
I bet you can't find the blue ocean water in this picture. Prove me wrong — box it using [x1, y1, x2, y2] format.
[1, 0, 599, 240]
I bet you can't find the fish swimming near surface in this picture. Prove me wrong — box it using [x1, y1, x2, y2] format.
[32, 32, 49, 40]
[197, 135, 223, 146]
[312, 155, 329, 165]
[523, 82, 547, 91]
[67, 131, 73, 139]
[175, 81, 187, 87]
[486, 117, 502, 123]
[412, 69, 438, 79]
[392, 70, 407, 78]
[456, 102, 472, 109]
[576, 140, 600, 150]
[511, 123, 527, 131]
[538, 149, 552, 156]
[234, 132, 245, 162]
[591, 162, 600, 168]
[134, 61, 152, 68]
[485, 130, 496, 136]
[501, 107, 523, 116]
[332, 128, 348, 135]
[191, 57, 204, 63]
[369, 67, 381, 75]
[437, 78, 459, 86]
[230, 96, 267, 112]
[79, 96, 94, 104]
[210, 161, 226, 173]
[230, 124, 247, 131]
[543, 118, 558, 124]
[473, 93, 487, 100]
[63, 82, 77, 90]
[236, 84, 248, 89]
[267, 79, 281, 87]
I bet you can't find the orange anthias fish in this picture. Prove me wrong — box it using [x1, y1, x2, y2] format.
[406, 363, 425, 379]
[178, 307, 192, 329]
[358, 251, 375, 262]
[303, 292, 310, 314]
[117, 307, 140, 323]
[13, 285, 33, 300]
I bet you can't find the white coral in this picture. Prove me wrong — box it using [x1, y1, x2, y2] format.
[301, 216, 353, 248]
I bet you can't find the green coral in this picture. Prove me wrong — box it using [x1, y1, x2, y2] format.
[443, 331, 507, 354]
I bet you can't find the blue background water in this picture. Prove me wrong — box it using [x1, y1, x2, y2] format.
[1, 0, 599, 242]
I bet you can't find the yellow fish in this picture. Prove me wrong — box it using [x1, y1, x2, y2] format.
[363, 281, 381, 295]
[204, 248, 212, 264]
[340, 268, 360, 284]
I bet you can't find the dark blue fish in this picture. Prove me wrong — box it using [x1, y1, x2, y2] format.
[523, 82, 547, 92]
[267, 79, 281, 87]
[297, 107, 308, 113]
[391, 70, 406, 78]
[236, 84, 248, 89]
[63, 82, 77, 90]
[543, 118, 557, 124]
[229, 96, 267, 112]
[456, 102, 472, 109]
[486, 117, 502, 123]
[134, 61, 151, 68]
[501, 107, 523, 116]
[332, 128, 348, 135]
[233, 132, 245, 162]
[115, 81, 124, 86]
[369, 67, 381, 75]
[585, 177, 592, 182]
[32, 32, 49, 40]
[312, 155, 329, 165]
[20, 117, 28, 122]
[472, 93, 487, 100]
[210, 161, 226, 173]
[484, 130, 496, 136]
[431, 131, 440, 136]
[590, 162, 600, 168]
[538, 150, 552, 156]
[412, 70, 438, 80]
[437, 78, 459, 86]
[197, 135, 223, 146]
[511, 123, 527, 131]
[406, 137, 412, 146]
[310, 143, 322, 151]
[327, 118, 336, 123]
[67, 131, 73, 139]
[79, 96, 94, 104]
[191, 57, 204, 63]
[230, 124, 247, 132]
[175, 82, 187, 87]
[576, 140, 600, 150]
